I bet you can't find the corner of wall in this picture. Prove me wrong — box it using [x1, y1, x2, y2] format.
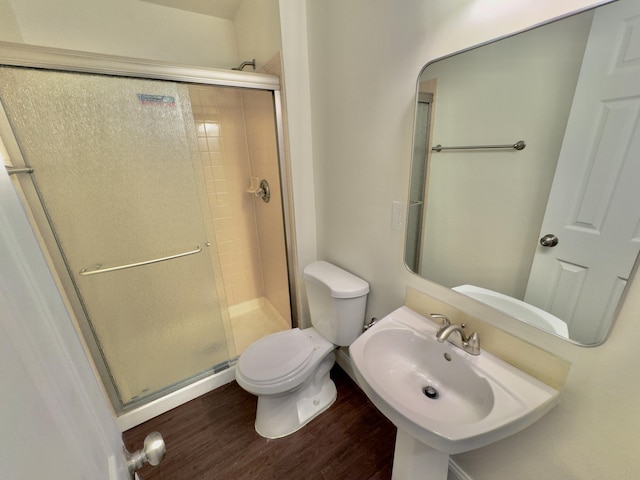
[0, 0, 24, 43]
[278, 0, 318, 327]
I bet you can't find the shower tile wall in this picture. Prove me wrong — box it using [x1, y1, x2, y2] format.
[243, 89, 291, 325]
[189, 85, 263, 307]
[188, 84, 290, 353]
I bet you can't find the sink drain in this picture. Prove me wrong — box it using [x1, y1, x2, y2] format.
[423, 385, 439, 399]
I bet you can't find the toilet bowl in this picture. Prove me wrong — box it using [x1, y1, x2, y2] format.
[235, 328, 336, 438]
[235, 261, 369, 439]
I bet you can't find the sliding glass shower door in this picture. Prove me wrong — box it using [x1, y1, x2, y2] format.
[0, 66, 233, 409]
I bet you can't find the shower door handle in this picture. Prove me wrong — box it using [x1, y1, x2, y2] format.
[4, 165, 34, 175]
[80, 245, 204, 276]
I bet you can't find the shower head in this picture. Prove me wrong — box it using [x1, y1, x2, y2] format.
[232, 59, 256, 71]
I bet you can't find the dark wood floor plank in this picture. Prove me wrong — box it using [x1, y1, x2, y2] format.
[123, 366, 396, 480]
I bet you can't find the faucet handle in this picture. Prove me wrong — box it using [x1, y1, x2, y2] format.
[465, 331, 481, 355]
[430, 313, 451, 331]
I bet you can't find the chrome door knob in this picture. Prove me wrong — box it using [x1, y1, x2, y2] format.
[143, 432, 166, 466]
[539, 234, 559, 247]
[125, 431, 166, 478]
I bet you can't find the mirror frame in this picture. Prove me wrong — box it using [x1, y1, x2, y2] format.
[404, 0, 636, 347]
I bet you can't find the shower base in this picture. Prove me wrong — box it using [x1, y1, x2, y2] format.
[230, 297, 290, 355]
[116, 297, 289, 431]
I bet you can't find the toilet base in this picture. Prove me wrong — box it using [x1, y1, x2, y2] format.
[254, 352, 337, 439]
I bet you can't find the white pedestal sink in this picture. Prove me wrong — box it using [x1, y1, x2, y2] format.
[349, 306, 560, 480]
[392, 429, 449, 479]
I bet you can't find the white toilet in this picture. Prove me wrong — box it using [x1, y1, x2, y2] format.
[235, 260, 369, 439]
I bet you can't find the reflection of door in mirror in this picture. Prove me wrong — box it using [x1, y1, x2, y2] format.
[525, 0, 640, 345]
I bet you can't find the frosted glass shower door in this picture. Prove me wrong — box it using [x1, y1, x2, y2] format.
[0, 67, 232, 407]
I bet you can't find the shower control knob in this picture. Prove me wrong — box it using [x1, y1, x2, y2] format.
[539, 234, 559, 247]
[255, 179, 271, 203]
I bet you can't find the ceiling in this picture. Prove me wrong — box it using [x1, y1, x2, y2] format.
[139, 0, 244, 20]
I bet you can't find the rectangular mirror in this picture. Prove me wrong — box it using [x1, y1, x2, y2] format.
[406, 0, 640, 346]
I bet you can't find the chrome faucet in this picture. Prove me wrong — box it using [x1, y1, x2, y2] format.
[431, 314, 481, 355]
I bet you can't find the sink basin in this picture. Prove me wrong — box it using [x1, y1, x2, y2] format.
[350, 306, 560, 456]
[365, 327, 494, 427]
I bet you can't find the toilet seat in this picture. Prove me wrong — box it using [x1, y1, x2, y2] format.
[236, 328, 334, 396]
[238, 328, 315, 384]
[234, 261, 369, 439]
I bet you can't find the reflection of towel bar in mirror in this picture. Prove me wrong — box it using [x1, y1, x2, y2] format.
[4, 165, 34, 175]
[80, 245, 203, 276]
[432, 140, 526, 152]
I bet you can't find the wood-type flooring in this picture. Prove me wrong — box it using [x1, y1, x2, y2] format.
[123, 365, 397, 480]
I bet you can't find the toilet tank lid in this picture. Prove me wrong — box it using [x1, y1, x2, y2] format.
[304, 261, 369, 298]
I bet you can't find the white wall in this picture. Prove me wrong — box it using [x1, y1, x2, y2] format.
[1, 0, 637, 478]
[1, 0, 285, 71]
[278, 0, 318, 323]
[0, 0, 21, 42]
[302, 0, 615, 322]
[0, 0, 238, 67]
[234, 0, 282, 69]
[295, 0, 639, 478]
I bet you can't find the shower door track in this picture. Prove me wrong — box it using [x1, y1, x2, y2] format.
[0, 41, 300, 429]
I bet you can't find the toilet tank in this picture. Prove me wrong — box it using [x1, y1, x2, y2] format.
[303, 261, 369, 346]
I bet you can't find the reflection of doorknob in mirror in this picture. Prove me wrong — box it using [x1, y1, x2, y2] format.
[539, 234, 559, 247]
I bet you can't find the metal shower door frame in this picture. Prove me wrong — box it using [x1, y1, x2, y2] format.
[0, 41, 300, 414]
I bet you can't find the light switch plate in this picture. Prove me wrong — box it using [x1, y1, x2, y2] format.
[392, 201, 405, 230]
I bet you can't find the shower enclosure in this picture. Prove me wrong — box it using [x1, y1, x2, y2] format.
[0, 47, 295, 422]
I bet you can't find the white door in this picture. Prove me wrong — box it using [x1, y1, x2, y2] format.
[525, 0, 640, 344]
[0, 167, 130, 479]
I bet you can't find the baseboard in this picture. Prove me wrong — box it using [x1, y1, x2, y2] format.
[336, 349, 474, 480]
[115, 366, 236, 432]
[335, 346, 357, 380]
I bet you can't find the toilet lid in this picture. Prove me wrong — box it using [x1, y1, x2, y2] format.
[238, 328, 315, 384]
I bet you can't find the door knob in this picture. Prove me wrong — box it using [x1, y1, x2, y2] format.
[125, 431, 166, 479]
[539, 234, 559, 247]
